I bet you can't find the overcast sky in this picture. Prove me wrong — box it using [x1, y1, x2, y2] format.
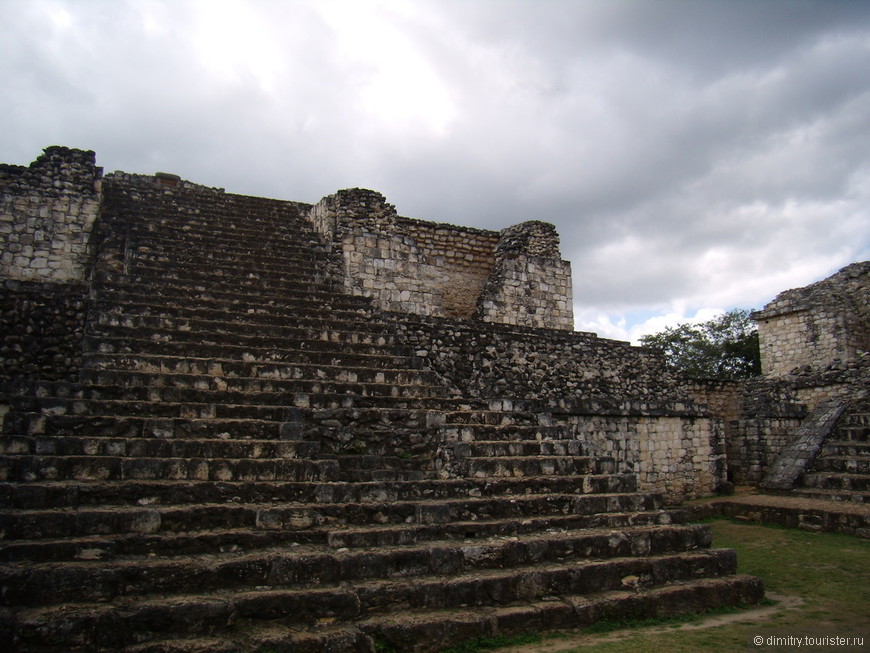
[2, 0, 868, 342]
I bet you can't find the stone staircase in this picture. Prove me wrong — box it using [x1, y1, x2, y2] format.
[0, 178, 762, 652]
[794, 405, 870, 503]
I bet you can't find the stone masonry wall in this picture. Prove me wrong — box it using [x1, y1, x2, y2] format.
[392, 315, 724, 499]
[753, 261, 869, 376]
[0, 147, 102, 282]
[307, 190, 572, 328]
[0, 279, 89, 385]
[475, 221, 573, 330]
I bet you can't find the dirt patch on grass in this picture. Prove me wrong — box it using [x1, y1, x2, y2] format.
[492, 594, 803, 652]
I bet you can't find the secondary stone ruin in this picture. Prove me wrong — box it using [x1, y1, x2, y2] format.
[0, 144, 860, 650]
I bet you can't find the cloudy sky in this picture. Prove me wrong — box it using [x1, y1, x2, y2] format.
[2, 0, 868, 342]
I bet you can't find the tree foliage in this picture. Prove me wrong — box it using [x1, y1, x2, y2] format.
[639, 308, 761, 380]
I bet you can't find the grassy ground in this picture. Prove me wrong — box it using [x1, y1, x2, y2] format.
[465, 519, 870, 653]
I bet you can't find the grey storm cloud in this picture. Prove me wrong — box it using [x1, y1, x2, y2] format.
[1, 0, 868, 341]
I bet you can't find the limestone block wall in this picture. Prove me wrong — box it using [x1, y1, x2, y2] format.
[307, 190, 572, 328]
[0, 279, 89, 384]
[0, 147, 102, 282]
[476, 221, 573, 330]
[564, 414, 725, 502]
[756, 310, 852, 376]
[753, 262, 869, 376]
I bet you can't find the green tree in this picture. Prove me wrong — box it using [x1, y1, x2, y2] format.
[639, 308, 761, 380]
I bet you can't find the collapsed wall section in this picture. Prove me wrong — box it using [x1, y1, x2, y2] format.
[307, 189, 573, 329]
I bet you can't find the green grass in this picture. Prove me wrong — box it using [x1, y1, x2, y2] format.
[454, 519, 869, 653]
[438, 632, 542, 653]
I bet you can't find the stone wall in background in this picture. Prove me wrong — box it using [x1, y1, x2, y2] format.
[753, 261, 869, 376]
[307, 189, 573, 329]
[0, 146, 102, 282]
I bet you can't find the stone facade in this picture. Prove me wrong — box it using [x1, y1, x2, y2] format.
[392, 314, 726, 500]
[752, 261, 869, 377]
[0, 146, 102, 282]
[308, 189, 573, 329]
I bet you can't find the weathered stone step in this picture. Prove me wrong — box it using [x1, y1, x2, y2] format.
[3, 523, 715, 607]
[0, 454, 338, 484]
[800, 471, 870, 491]
[1, 473, 640, 511]
[90, 312, 397, 346]
[7, 414, 298, 440]
[452, 439, 586, 457]
[227, 575, 761, 653]
[83, 351, 421, 376]
[39, 380, 446, 408]
[0, 434, 320, 460]
[811, 455, 870, 474]
[119, 206, 312, 240]
[84, 327, 411, 361]
[1, 504, 673, 564]
[791, 487, 869, 503]
[84, 339, 424, 374]
[835, 424, 870, 442]
[462, 456, 611, 478]
[126, 238, 322, 264]
[92, 284, 375, 316]
[822, 440, 870, 457]
[9, 549, 740, 649]
[99, 273, 344, 304]
[90, 296, 378, 328]
[123, 255, 328, 287]
[0, 492, 662, 540]
[442, 425, 575, 443]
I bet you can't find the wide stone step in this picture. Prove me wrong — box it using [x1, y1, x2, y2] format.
[84, 328, 411, 361]
[822, 440, 870, 457]
[83, 351, 420, 376]
[3, 523, 715, 607]
[834, 423, 870, 442]
[237, 575, 761, 653]
[0, 435, 321, 460]
[92, 285, 376, 317]
[811, 455, 870, 474]
[791, 487, 869, 503]
[128, 219, 314, 244]
[0, 473, 640, 511]
[443, 423, 576, 442]
[42, 380, 446, 408]
[90, 297, 378, 328]
[6, 414, 292, 440]
[90, 313, 399, 347]
[0, 492, 662, 540]
[1, 504, 676, 564]
[10, 549, 740, 650]
[453, 439, 587, 457]
[462, 455, 610, 478]
[0, 454, 338, 484]
[800, 471, 870, 491]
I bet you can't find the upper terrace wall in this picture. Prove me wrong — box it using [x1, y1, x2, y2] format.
[0, 146, 102, 282]
[752, 262, 869, 377]
[308, 189, 573, 330]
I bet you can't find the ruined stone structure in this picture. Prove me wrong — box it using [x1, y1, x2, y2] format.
[8, 145, 842, 652]
[690, 262, 869, 499]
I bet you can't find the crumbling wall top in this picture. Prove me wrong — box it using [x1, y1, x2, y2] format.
[753, 261, 869, 320]
[0, 146, 102, 196]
